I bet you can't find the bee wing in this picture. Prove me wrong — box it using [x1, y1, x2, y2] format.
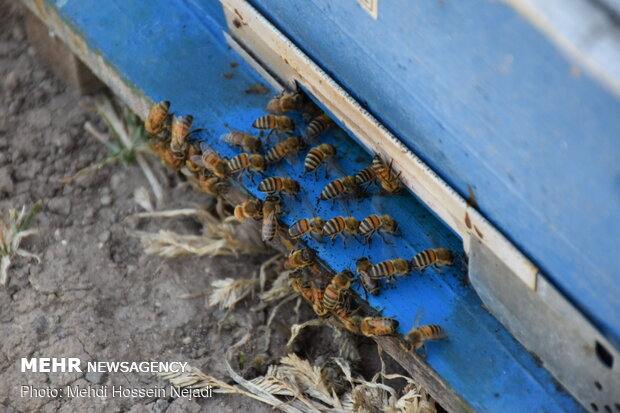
[284, 151, 300, 166]
[199, 141, 216, 153]
[413, 307, 426, 330]
[262, 210, 276, 241]
[327, 155, 350, 182]
[219, 132, 232, 144]
[190, 155, 207, 168]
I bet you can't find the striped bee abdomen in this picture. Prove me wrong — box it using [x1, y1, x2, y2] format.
[289, 219, 310, 239]
[359, 214, 382, 238]
[323, 216, 346, 238]
[354, 166, 376, 185]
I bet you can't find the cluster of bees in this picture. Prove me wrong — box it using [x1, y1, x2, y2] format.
[144, 90, 452, 354]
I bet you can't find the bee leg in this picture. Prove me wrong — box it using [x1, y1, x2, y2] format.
[310, 233, 325, 244]
[400, 340, 413, 352]
[186, 128, 205, 138]
[324, 165, 329, 180]
[342, 235, 347, 248]
[265, 129, 274, 146]
[420, 344, 428, 360]
[359, 287, 368, 301]
[330, 236, 336, 246]
[378, 232, 393, 245]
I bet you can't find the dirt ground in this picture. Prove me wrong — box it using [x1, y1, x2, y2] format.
[0, 2, 341, 412]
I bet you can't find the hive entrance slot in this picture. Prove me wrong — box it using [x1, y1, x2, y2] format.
[595, 341, 614, 368]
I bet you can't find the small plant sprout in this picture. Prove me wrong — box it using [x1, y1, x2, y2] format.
[1, 201, 42, 286]
[61, 95, 163, 204]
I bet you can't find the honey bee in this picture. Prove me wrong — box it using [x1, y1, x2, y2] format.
[308, 281, 328, 317]
[405, 324, 447, 351]
[197, 175, 228, 196]
[358, 214, 398, 244]
[234, 200, 263, 221]
[220, 131, 263, 153]
[266, 91, 303, 114]
[170, 115, 195, 159]
[323, 216, 360, 246]
[185, 143, 204, 175]
[358, 316, 399, 337]
[301, 144, 336, 178]
[288, 217, 326, 240]
[285, 248, 317, 272]
[252, 115, 295, 141]
[322, 270, 354, 313]
[290, 275, 313, 302]
[356, 257, 380, 296]
[354, 166, 376, 187]
[194, 150, 230, 179]
[319, 176, 359, 202]
[261, 195, 281, 242]
[372, 154, 402, 193]
[306, 113, 334, 140]
[291, 276, 326, 316]
[333, 307, 360, 334]
[145, 100, 171, 136]
[265, 137, 307, 164]
[258, 177, 300, 196]
[411, 248, 454, 272]
[227, 153, 267, 181]
[150, 140, 184, 172]
[368, 258, 411, 283]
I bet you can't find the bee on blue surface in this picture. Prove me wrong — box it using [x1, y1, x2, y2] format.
[411, 248, 454, 272]
[358, 214, 398, 245]
[258, 177, 300, 196]
[288, 217, 326, 240]
[319, 176, 359, 202]
[220, 131, 263, 153]
[323, 216, 360, 246]
[372, 154, 402, 194]
[266, 91, 303, 114]
[265, 137, 307, 164]
[301, 144, 336, 178]
[306, 113, 334, 140]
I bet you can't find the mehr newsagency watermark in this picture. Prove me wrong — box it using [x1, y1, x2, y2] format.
[19, 357, 213, 400]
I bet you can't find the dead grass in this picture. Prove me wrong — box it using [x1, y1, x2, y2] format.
[208, 278, 259, 310]
[159, 353, 437, 413]
[0, 201, 41, 286]
[133, 206, 267, 259]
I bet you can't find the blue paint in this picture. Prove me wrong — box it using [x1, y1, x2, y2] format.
[247, 0, 620, 347]
[46, 0, 583, 411]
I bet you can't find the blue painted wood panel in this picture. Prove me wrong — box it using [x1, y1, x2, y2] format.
[241, 0, 620, 347]
[43, 0, 583, 410]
